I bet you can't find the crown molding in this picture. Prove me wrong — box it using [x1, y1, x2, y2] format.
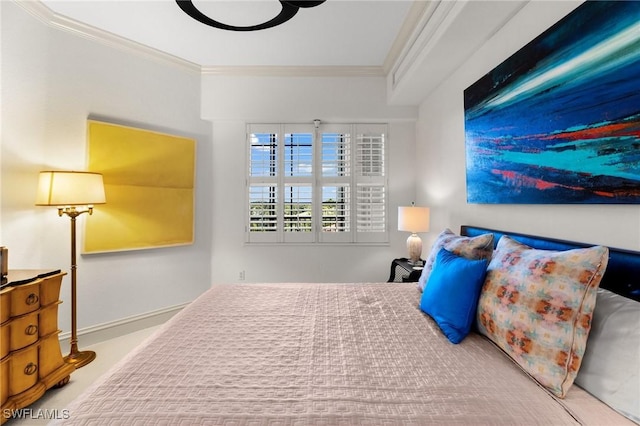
[12, 0, 55, 24]
[389, 0, 462, 91]
[201, 65, 384, 77]
[14, 0, 201, 74]
[383, 0, 429, 75]
[14, 1, 389, 79]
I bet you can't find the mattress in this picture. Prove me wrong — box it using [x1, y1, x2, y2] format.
[52, 283, 633, 425]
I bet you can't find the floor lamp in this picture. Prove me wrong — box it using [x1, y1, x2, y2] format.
[36, 171, 106, 368]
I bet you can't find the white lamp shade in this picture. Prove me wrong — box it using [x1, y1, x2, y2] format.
[397, 206, 430, 233]
[36, 171, 106, 206]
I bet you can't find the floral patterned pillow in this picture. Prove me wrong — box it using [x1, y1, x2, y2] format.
[417, 229, 494, 292]
[476, 236, 609, 398]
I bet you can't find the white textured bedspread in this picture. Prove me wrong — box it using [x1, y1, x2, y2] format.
[52, 283, 632, 425]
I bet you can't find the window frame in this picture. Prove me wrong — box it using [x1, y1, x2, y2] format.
[246, 123, 388, 245]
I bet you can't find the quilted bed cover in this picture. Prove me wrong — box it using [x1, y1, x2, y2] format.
[52, 283, 632, 425]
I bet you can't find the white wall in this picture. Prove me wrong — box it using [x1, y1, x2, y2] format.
[1, 1, 420, 339]
[1, 2, 213, 332]
[202, 75, 419, 283]
[6, 0, 636, 335]
[416, 1, 640, 251]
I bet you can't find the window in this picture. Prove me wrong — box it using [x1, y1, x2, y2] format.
[247, 123, 387, 244]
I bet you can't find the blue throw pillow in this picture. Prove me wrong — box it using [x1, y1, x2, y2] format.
[420, 248, 489, 344]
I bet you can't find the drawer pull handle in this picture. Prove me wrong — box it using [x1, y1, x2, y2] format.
[24, 362, 38, 376]
[25, 293, 39, 305]
[25, 324, 38, 336]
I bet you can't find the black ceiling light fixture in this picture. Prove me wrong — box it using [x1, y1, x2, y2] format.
[176, 0, 326, 32]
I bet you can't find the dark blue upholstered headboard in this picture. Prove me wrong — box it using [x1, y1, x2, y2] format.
[461, 226, 640, 302]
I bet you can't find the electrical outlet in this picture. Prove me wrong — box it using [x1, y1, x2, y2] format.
[239, 270, 245, 281]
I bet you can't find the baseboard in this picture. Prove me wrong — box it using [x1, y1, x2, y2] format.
[58, 303, 188, 348]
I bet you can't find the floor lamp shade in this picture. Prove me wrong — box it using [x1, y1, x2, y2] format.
[36, 171, 106, 206]
[35, 170, 105, 368]
[398, 206, 430, 264]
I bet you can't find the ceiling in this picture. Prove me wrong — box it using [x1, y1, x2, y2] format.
[28, 0, 530, 105]
[38, 0, 416, 68]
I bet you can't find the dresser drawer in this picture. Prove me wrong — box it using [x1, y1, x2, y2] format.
[38, 303, 60, 337]
[9, 282, 40, 317]
[38, 333, 65, 379]
[0, 324, 8, 360]
[0, 287, 11, 324]
[7, 346, 39, 396]
[0, 357, 8, 406]
[6, 313, 39, 354]
[39, 273, 64, 307]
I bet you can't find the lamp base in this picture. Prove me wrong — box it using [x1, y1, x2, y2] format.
[406, 233, 423, 265]
[64, 350, 96, 369]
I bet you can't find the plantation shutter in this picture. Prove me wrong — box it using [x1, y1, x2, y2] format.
[247, 123, 387, 244]
[319, 124, 352, 243]
[248, 125, 279, 243]
[282, 124, 314, 243]
[355, 124, 387, 243]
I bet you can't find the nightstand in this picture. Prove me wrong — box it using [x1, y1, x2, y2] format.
[388, 258, 423, 283]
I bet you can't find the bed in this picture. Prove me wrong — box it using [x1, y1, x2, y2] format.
[51, 226, 639, 425]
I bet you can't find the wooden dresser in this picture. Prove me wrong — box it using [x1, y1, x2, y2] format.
[1, 270, 75, 424]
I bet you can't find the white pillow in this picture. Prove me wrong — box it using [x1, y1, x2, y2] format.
[574, 288, 640, 423]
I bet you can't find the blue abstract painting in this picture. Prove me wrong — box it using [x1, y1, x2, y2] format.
[464, 1, 640, 204]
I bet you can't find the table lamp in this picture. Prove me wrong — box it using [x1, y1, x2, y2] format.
[398, 204, 430, 265]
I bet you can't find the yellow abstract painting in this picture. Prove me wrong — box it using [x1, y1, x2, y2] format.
[84, 120, 195, 253]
